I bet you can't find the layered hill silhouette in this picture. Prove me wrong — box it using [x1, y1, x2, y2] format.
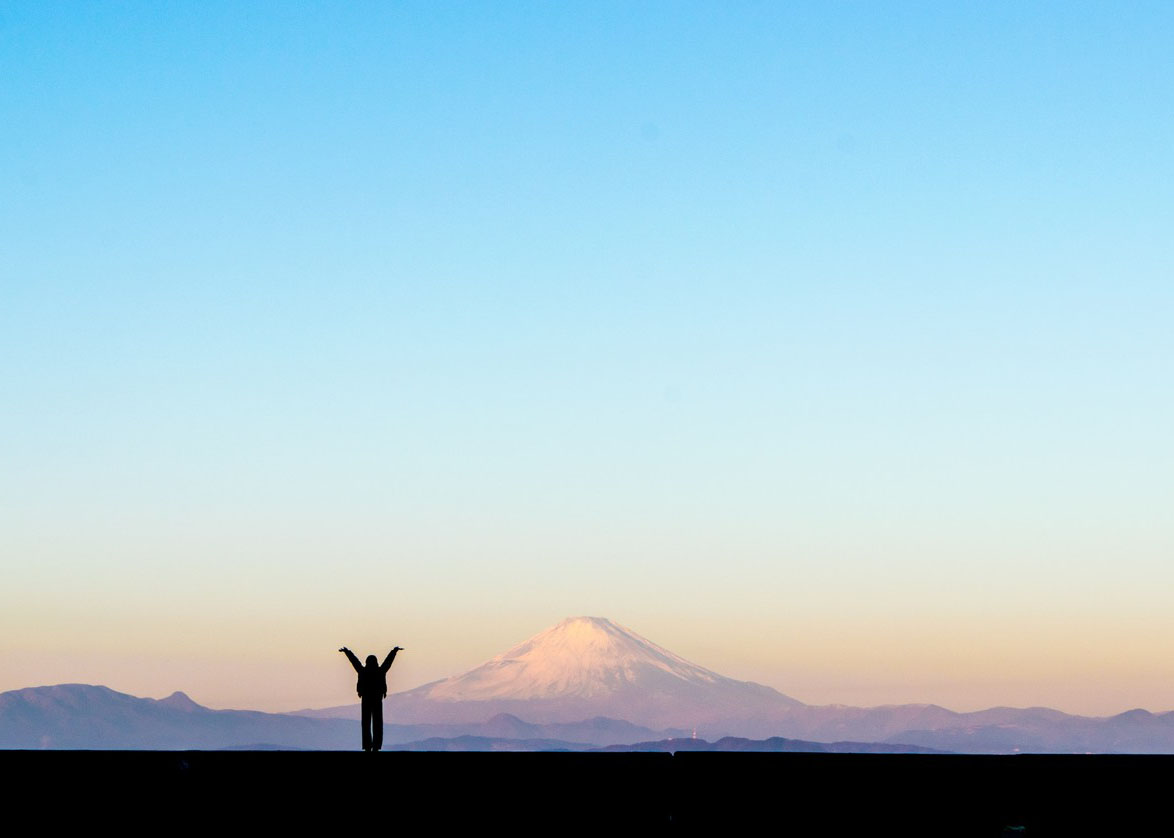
[594, 736, 948, 754]
[0, 684, 354, 750]
[0, 684, 679, 750]
[7, 616, 1174, 752]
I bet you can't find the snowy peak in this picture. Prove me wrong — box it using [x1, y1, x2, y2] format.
[389, 616, 804, 730]
[425, 616, 729, 701]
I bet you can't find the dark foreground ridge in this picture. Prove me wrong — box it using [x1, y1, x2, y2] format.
[7, 750, 1170, 835]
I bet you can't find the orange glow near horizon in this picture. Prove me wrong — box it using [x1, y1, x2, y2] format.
[5, 608, 1173, 718]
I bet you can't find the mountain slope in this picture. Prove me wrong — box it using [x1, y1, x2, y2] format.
[0, 684, 355, 750]
[425, 616, 749, 700]
[386, 616, 802, 730]
[0, 684, 686, 750]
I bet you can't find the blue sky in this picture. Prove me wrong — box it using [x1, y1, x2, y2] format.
[2, 2, 1172, 713]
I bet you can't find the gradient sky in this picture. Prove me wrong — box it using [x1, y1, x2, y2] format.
[2, 2, 1172, 716]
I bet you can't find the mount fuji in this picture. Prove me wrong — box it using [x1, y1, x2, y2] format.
[10, 617, 1174, 750]
[312, 617, 1174, 750]
[379, 616, 802, 731]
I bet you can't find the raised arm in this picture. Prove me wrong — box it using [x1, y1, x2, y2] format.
[380, 646, 402, 673]
[339, 647, 363, 674]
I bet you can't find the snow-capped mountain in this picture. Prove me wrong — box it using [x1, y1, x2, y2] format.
[427, 616, 759, 701]
[385, 616, 802, 731]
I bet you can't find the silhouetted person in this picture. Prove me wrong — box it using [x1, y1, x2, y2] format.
[339, 645, 402, 751]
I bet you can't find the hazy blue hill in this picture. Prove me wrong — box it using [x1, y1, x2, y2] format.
[0, 684, 683, 750]
[882, 708, 1174, 754]
[393, 735, 585, 752]
[0, 684, 355, 750]
[594, 736, 949, 753]
[8, 683, 1174, 752]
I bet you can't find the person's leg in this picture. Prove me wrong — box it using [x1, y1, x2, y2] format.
[361, 699, 373, 751]
[373, 700, 383, 751]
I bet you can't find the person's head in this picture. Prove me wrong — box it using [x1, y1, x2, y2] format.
[365, 654, 378, 668]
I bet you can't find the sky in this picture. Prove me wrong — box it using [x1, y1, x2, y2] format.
[2, 1, 1172, 716]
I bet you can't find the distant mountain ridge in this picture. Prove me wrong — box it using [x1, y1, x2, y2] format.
[7, 617, 1174, 752]
[0, 684, 682, 750]
[594, 736, 950, 754]
[0, 684, 354, 750]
